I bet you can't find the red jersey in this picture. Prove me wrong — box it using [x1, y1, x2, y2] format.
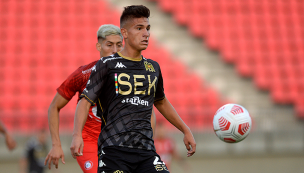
[57, 60, 101, 148]
[154, 138, 175, 169]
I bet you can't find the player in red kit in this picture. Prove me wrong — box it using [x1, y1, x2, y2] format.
[44, 24, 124, 172]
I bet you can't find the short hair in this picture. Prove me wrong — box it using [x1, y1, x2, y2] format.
[97, 24, 123, 41]
[120, 5, 150, 28]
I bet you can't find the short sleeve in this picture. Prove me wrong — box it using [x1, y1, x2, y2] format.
[154, 65, 165, 102]
[57, 67, 82, 101]
[80, 59, 108, 105]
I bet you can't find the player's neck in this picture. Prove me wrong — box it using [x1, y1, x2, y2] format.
[119, 47, 142, 60]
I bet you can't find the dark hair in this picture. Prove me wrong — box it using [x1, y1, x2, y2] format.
[120, 5, 150, 27]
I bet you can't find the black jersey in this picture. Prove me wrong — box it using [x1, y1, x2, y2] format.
[80, 52, 165, 151]
[25, 138, 48, 173]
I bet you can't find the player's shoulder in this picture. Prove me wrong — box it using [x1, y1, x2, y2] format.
[78, 60, 98, 74]
[142, 56, 161, 70]
[143, 56, 158, 64]
[99, 53, 123, 64]
[68, 60, 99, 77]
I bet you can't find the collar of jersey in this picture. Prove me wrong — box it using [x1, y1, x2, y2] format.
[118, 52, 142, 61]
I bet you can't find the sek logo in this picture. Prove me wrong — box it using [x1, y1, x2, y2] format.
[121, 96, 149, 106]
[116, 73, 157, 96]
[115, 62, 127, 68]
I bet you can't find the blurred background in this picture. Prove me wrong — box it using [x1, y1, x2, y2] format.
[0, 0, 304, 172]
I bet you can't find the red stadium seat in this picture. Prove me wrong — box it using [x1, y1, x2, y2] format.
[153, 0, 304, 117]
[158, 0, 174, 12]
[1, 0, 227, 132]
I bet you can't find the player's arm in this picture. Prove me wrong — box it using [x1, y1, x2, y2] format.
[70, 60, 107, 158]
[153, 64, 196, 157]
[154, 98, 196, 157]
[44, 93, 69, 169]
[151, 109, 156, 138]
[70, 98, 91, 159]
[0, 120, 16, 151]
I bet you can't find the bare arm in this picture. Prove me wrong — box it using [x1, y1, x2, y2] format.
[151, 109, 156, 138]
[0, 120, 16, 151]
[44, 93, 69, 169]
[154, 97, 196, 157]
[70, 98, 91, 159]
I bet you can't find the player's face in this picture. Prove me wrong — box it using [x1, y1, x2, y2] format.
[97, 35, 123, 57]
[125, 17, 150, 51]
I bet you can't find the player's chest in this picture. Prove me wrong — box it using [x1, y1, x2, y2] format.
[107, 61, 159, 96]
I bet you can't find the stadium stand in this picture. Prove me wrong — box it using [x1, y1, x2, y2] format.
[152, 0, 304, 118]
[0, 0, 225, 133]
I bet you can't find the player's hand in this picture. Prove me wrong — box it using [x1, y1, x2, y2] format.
[183, 130, 196, 157]
[5, 133, 17, 151]
[44, 145, 65, 169]
[70, 134, 84, 159]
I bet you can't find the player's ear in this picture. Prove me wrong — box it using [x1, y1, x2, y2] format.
[96, 42, 102, 52]
[121, 28, 128, 39]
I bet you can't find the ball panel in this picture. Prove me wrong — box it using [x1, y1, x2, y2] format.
[230, 105, 244, 115]
[218, 116, 231, 131]
[238, 122, 250, 135]
[223, 138, 236, 143]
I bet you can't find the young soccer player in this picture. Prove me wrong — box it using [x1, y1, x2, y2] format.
[44, 25, 125, 172]
[70, 5, 196, 173]
[20, 129, 48, 173]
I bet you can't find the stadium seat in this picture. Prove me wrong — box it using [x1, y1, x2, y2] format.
[153, 0, 304, 119]
[0, 0, 227, 132]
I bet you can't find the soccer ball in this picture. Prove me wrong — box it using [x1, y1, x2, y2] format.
[213, 104, 252, 143]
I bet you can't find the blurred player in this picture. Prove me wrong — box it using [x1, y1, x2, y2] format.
[70, 5, 196, 173]
[20, 129, 48, 173]
[44, 25, 124, 172]
[0, 120, 16, 151]
[154, 121, 189, 171]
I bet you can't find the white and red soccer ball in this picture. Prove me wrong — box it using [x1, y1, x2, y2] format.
[213, 104, 252, 143]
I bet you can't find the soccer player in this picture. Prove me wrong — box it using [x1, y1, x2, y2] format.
[44, 24, 125, 172]
[70, 5, 196, 173]
[0, 120, 16, 151]
[20, 129, 48, 173]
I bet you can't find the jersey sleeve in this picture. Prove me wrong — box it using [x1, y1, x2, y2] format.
[57, 66, 82, 101]
[80, 59, 108, 105]
[154, 64, 165, 102]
